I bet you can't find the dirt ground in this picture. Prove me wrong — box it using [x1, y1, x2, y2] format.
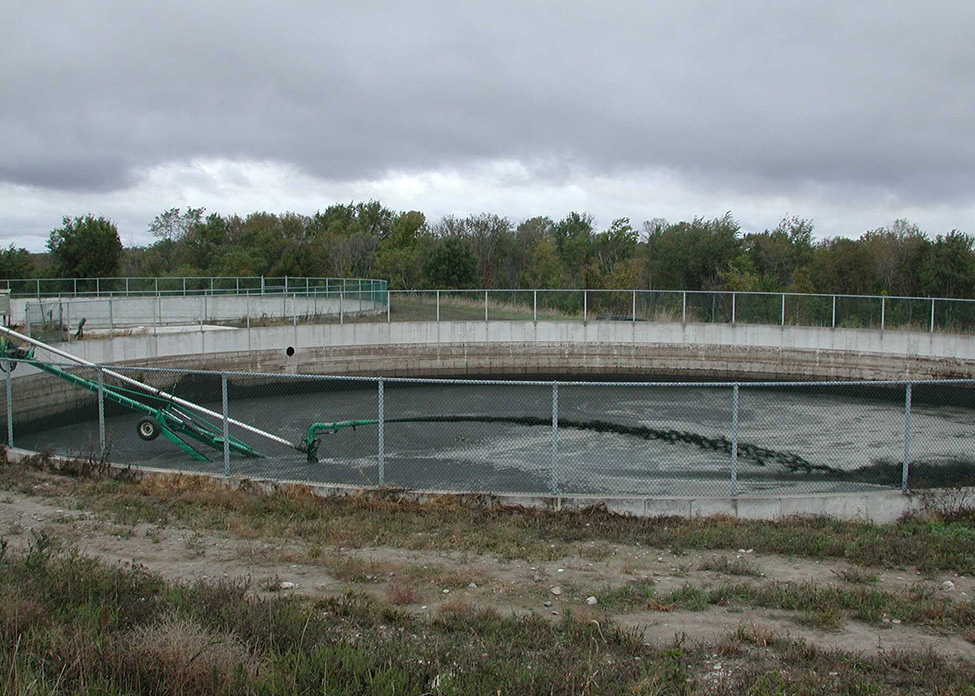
[2, 486, 972, 661]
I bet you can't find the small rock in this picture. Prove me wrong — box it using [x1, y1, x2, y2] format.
[533, 574, 541, 582]
[586, 596, 598, 606]
[544, 601, 553, 607]
[892, 619, 902, 625]
[943, 580, 956, 591]
[442, 588, 450, 594]
[280, 581, 295, 590]
[551, 611, 559, 615]
[657, 557, 664, 562]
[468, 582, 477, 589]
[557, 568, 565, 573]
[738, 549, 746, 554]
[713, 663, 722, 671]
[550, 587, 562, 596]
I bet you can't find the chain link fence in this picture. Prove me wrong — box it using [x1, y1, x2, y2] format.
[3, 361, 973, 497]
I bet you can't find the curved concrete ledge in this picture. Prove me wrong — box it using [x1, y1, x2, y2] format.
[2, 447, 919, 523]
[7, 320, 975, 424]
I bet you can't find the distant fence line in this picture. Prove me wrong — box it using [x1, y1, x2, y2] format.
[7, 279, 975, 336]
[1, 276, 387, 298]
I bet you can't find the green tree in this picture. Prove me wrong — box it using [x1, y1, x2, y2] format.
[646, 213, 741, 290]
[554, 212, 595, 286]
[422, 236, 477, 288]
[919, 231, 975, 298]
[47, 214, 122, 278]
[0, 244, 35, 279]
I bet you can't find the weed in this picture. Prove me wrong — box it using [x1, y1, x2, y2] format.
[794, 607, 844, 631]
[832, 566, 878, 584]
[385, 579, 419, 605]
[698, 554, 762, 577]
[597, 578, 657, 610]
[258, 575, 283, 592]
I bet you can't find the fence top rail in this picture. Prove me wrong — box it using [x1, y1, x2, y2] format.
[3, 276, 387, 298]
[386, 288, 975, 304]
[11, 359, 975, 389]
[4, 277, 973, 304]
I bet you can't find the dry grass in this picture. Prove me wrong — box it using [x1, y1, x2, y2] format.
[112, 615, 262, 694]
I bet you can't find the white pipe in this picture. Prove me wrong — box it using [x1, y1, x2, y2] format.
[0, 325, 294, 448]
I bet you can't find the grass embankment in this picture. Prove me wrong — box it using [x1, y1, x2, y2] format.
[9, 455, 971, 574]
[3, 537, 974, 696]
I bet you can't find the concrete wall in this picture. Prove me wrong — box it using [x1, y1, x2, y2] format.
[5, 319, 975, 425]
[20, 293, 383, 331]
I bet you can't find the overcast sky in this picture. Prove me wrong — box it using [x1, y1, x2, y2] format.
[2, 1, 974, 252]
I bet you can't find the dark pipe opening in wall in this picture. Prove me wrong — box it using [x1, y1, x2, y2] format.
[285, 346, 295, 357]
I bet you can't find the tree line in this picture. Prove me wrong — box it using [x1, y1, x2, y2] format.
[3, 202, 974, 298]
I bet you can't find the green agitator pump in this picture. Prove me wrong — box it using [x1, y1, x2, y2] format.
[0, 325, 375, 463]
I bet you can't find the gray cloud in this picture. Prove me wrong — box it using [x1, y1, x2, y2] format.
[2, 1, 975, 212]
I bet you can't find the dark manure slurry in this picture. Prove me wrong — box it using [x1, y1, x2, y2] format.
[14, 376, 975, 496]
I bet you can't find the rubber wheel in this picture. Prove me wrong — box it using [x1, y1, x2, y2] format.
[137, 417, 161, 441]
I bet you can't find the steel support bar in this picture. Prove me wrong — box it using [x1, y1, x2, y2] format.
[930, 299, 936, 334]
[97, 368, 106, 457]
[682, 291, 687, 324]
[551, 382, 559, 496]
[378, 379, 385, 485]
[222, 374, 230, 477]
[781, 294, 786, 326]
[730, 384, 739, 495]
[533, 291, 537, 322]
[831, 296, 836, 328]
[5, 364, 12, 446]
[881, 297, 886, 332]
[583, 291, 587, 323]
[731, 292, 736, 325]
[902, 383, 912, 492]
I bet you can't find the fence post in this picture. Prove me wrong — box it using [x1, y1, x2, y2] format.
[583, 290, 587, 323]
[387, 291, 391, 323]
[632, 290, 636, 321]
[25, 306, 31, 338]
[436, 290, 440, 323]
[780, 293, 786, 326]
[682, 291, 687, 324]
[108, 297, 114, 338]
[65, 302, 71, 343]
[731, 292, 736, 325]
[97, 367, 106, 458]
[533, 290, 537, 322]
[222, 374, 230, 477]
[340, 291, 344, 324]
[880, 296, 886, 333]
[831, 295, 836, 328]
[5, 362, 13, 446]
[730, 384, 739, 496]
[902, 383, 912, 492]
[484, 290, 489, 322]
[930, 298, 935, 334]
[551, 382, 559, 496]
[378, 379, 385, 486]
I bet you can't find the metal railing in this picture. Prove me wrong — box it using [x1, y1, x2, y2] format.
[4, 361, 973, 497]
[386, 289, 975, 334]
[2, 276, 387, 298]
[14, 285, 975, 341]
